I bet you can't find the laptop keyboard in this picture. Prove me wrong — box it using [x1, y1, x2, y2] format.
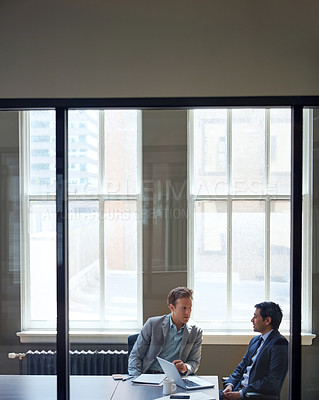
[183, 378, 200, 387]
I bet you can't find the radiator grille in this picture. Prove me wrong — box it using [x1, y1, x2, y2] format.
[25, 350, 128, 375]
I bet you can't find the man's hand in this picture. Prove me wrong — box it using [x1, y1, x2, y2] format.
[222, 384, 233, 395]
[222, 385, 241, 399]
[222, 389, 241, 399]
[172, 359, 187, 374]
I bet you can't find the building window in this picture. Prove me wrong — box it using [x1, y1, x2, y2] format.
[20, 109, 142, 333]
[189, 108, 312, 333]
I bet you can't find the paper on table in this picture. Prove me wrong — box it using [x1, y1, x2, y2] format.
[153, 391, 216, 400]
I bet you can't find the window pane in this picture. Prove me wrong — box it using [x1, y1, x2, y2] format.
[232, 109, 265, 195]
[232, 200, 265, 321]
[26, 109, 141, 332]
[193, 109, 228, 195]
[104, 110, 138, 195]
[69, 201, 100, 321]
[29, 110, 56, 195]
[104, 200, 138, 323]
[68, 110, 99, 195]
[193, 201, 227, 323]
[269, 108, 291, 195]
[270, 200, 290, 324]
[29, 201, 56, 321]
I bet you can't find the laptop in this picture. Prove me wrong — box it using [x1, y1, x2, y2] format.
[157, 357, 215, 390]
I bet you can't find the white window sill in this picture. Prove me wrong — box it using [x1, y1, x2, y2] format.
[17, 331, 134, 344]
[17, 331, 316, 345]
[202, 332, 316, 346]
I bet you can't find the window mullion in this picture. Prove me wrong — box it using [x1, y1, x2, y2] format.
[302, 109, 313, 332]
[99, 111, 105, 326]
[99, 110, 105, 194]
[227, 109, 232, 323]
[99, 196, 105, 326]
[20, 111, 31, 331]
[187, 110, 195, 292]
[265, 109, 270, 300]
[136, 110, 143, 328]
[265, 108, 270, 192]
[265, 198, 270, 300]
[227, 198, 232, 325]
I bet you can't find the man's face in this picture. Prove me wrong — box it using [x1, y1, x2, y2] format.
[251, 307, 271, 334]
[169, 297, 192, 328]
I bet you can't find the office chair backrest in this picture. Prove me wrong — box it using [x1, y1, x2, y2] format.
[246, 393, 278, 400]
[128, 333, 139, 356]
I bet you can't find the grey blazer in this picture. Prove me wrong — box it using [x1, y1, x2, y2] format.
[128, 314, 202, 376]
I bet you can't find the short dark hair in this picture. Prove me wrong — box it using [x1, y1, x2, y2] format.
[167, 287, 193, 307]
[254, 301, 283, 330]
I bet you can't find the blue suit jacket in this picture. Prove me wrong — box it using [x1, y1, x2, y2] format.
[224, 330, 288, 398]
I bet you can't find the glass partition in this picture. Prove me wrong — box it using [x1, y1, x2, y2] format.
[0, 102, 317, 400]
[0, 110, 57, 397]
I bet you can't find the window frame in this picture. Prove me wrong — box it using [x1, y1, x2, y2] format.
[188, 108, 313, 339]
[19, 109, 143, 339]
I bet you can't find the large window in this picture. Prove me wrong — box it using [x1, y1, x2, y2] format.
[189, 108, 312, 334]
[19, 106, 313, 339]
[20, 110, 142, 334]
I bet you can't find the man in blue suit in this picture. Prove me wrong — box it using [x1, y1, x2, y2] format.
[221, 302, 288, 399]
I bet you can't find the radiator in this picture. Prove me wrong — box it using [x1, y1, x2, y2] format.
[10, 350, 128, 375]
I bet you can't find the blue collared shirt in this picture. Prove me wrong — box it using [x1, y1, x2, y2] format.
[149, 315, 184, 372]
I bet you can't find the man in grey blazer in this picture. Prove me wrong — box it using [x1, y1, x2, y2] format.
[128, 287, 202, 377]
[221, 302, 288, 399]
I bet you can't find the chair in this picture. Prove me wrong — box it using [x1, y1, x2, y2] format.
[246, 394, 278, 400]
[222, 378, 279, 400]
[127, 333, 139, 356]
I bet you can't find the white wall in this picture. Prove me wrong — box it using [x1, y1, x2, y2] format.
[0, 0, 319, 99]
